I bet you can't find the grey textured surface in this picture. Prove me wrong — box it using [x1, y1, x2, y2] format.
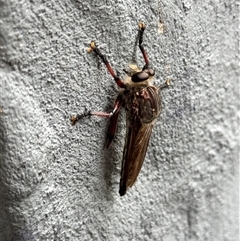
[0, 0, 239, 240]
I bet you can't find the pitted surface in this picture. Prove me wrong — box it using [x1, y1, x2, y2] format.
[0, 1, 238, 240]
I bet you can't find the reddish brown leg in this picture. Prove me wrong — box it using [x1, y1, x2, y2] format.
[138, 22, 150, 69]
[87, 41, 125, 88]
[70, 108, 115, 125]
[70, 94, 122, 146]
[90, 95, 122, 148]
[70, 109, 91, 125]
[106, 110, 120, 148]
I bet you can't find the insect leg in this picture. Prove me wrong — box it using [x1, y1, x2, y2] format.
[138, 22, 150, 69]
[159, 78, 171, 89]
[70, 109, 91, 125]
[92, 95, 122, 147]
[70, 95, 122, 128]
[91, 94, 122, 118]
[87, 41, 125, 88]
[106, 108, 120, 148]
[70, 110, 115, 126]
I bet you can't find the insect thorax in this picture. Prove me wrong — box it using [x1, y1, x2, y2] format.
[123, 85, 161, 124]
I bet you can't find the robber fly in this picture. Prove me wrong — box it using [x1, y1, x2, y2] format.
[71, 23, 170, 196]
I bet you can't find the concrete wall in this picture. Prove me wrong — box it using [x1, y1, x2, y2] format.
[0, 0, 238, 240]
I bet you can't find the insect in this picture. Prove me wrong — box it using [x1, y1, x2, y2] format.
[71, 23, 170, 196]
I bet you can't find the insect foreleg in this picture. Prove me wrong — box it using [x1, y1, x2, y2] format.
[87, 41, 125, 88]
[138, 22, 150, 69]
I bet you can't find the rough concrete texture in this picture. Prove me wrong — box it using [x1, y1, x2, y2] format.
[0, 0, 239, 240]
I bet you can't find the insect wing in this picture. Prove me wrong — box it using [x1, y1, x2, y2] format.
[119, 86, 161, 196]
[119, 120, 155, 196]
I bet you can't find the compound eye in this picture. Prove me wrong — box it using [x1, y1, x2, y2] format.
[132, 72, 149, 82]
[148, 68, 155, 76]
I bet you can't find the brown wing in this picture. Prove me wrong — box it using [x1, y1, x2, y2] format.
[119, 86, 161, 196]
[119, 120, 155, 196]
